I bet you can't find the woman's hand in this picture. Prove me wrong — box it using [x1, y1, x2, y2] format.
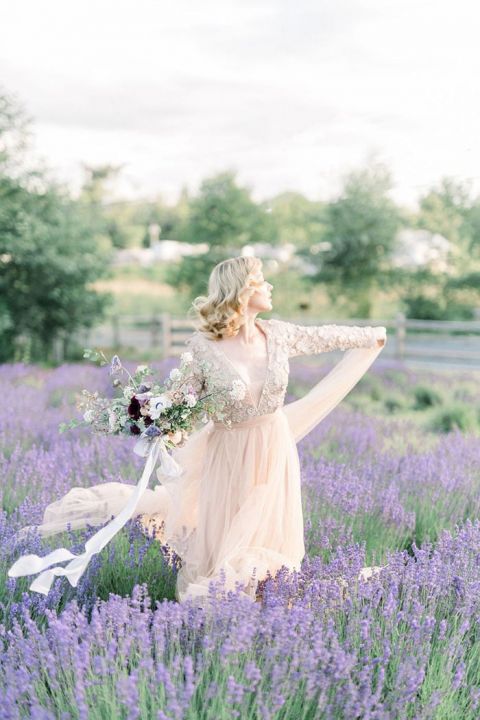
[376, 337, 385, 347]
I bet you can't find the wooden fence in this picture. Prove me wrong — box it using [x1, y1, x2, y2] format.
[69, 312, 480, 367]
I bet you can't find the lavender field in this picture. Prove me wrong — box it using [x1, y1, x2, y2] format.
[2, 357, 480, 719]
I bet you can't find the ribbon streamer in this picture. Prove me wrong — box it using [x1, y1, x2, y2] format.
[8, 435, 182, 595]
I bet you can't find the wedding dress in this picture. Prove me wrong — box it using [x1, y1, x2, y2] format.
[8, 318, 387, 604]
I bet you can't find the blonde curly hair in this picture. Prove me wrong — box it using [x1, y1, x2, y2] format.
[188, 256, 264, 340]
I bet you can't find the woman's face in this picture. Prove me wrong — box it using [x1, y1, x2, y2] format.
[247, 269, 273, 312]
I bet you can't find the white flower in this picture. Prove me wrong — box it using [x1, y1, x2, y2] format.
[123, 386, 135, 399]
[135, 391, 153, 401]
[229, 379, 246, 401]
[83, 410, 95, 423]
[135, 364, 148, 374]
[184, 393, 197, 408]
[181, 351, 193, 364]
[169, 368, 182, 381]
[149, 394, 173, 419]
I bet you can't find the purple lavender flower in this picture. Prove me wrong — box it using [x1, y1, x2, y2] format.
[109, 355, 122, 375]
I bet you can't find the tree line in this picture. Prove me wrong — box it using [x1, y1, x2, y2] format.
[1, 88, 479, 363]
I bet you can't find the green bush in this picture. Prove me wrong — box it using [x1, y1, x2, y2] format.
[403, 295, 446, 320]
[428, 404, 478, 434]
[357, 375, 383, 402]
[404, 294, 475, 321]
[384, 392, 409, 414]
[412, 384, 444, 410]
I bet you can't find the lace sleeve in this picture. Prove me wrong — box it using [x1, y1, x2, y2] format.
[270, 319, 387, 358]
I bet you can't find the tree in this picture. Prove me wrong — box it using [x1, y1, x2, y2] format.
[467, 202, 480, 261]
[309, 162, 401, 317]
[0, 89, 112, 362]
[0, 90, 31, 176]
[130, 197, 181, 247]
[409, 177, 480, 317]
[166, 171, 276, 300]
[165, 246, 230, 302]
[416, 177, 477, 272]
[267, 191, 327, 249]
[80, 164, 129, 249]
[177, 170, 275, 248]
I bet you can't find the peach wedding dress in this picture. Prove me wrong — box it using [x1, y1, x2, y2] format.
[8, 318, 387, 604]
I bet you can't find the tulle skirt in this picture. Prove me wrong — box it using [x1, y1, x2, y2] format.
[163, 407, 305, 602]
[10, 344, 385, 603]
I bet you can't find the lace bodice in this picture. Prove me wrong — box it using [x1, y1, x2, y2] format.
[171, 318, 387, 427]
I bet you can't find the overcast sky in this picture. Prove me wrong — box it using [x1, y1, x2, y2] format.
[1, 0, 479, 209]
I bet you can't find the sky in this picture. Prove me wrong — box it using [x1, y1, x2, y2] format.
[1, 0, 479, 209]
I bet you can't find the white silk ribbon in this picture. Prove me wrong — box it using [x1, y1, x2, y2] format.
[8, 435, 183, 595]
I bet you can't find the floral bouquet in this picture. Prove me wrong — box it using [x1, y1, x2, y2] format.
[60, 348, 245, 474]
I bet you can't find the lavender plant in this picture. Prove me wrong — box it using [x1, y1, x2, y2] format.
[1, 360, 480, 718]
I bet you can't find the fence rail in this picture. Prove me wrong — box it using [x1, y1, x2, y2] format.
[67, 312, 480, 368]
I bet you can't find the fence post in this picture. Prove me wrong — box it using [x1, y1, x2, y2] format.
[161, 312, 171, 358]
[395, 311, 406, 360]
[151, 315, 161, 349]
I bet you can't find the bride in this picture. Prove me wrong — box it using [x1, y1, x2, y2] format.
[9, 256, 386, 606]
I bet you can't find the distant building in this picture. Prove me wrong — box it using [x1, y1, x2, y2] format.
[112, 247, 155, 268]
[241, 242, 318, 274]
[390, 229, 453, 273]
[113, 240, 208, 266]
[151, 240, 208, 261]
[241, 243, 296, 263]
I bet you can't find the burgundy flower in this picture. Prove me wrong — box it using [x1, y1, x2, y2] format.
[130, 423, 141, 435]
[128, 397, 141, 420]
[144, 416, 153, 427]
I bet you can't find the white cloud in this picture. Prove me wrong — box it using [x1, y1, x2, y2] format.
[1, 0, 479, 208]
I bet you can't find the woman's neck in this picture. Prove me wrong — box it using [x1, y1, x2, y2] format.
[234, 313, 260, 344]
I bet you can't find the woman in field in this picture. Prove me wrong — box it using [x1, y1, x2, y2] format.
[10, 256, 386, 605]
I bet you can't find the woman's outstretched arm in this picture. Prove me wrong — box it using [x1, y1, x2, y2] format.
[269, 318, 387, 357]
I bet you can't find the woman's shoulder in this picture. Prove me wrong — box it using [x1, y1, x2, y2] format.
[259, 317, 292, 337]
[184, 329, 212, 358]
[258, 317, 282, 331]
[185, 329, 203, 348]
[257, 317, 295, 348]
